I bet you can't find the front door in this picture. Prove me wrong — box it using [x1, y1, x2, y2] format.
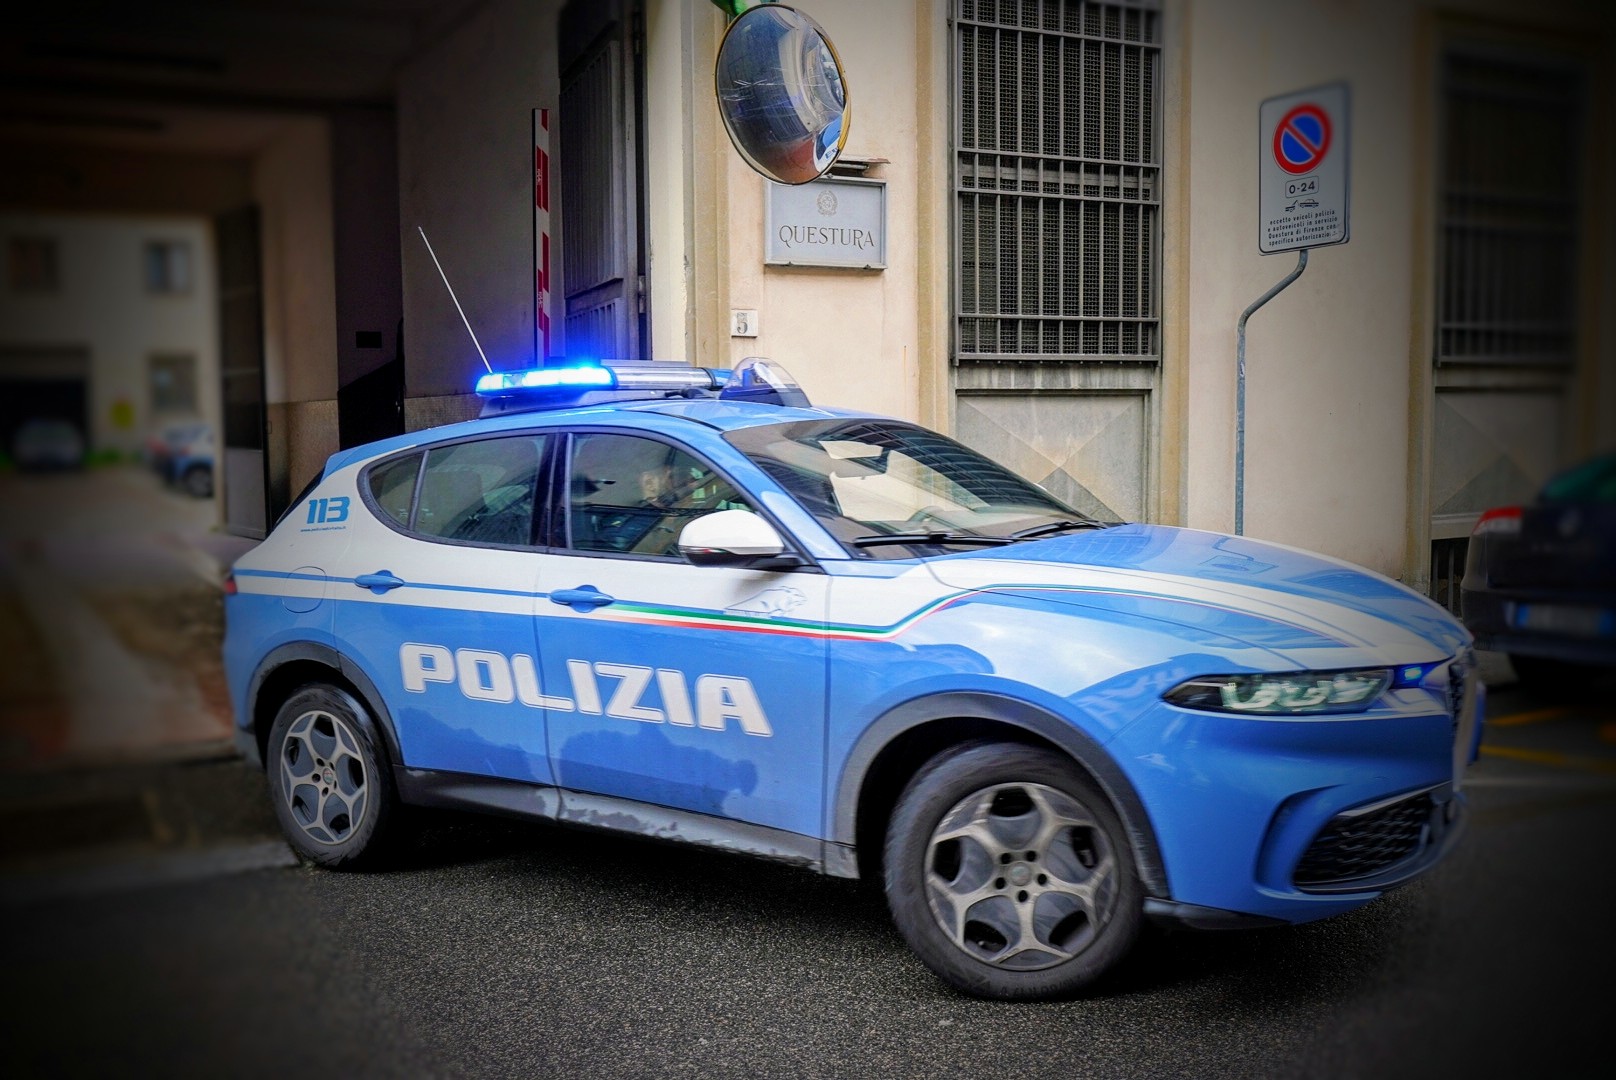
[536, 430, 827, 837]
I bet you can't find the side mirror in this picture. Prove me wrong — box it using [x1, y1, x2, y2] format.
[713, 4, 849, 185]
[679, 509, 800, 568]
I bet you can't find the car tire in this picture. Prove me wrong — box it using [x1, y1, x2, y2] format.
[883, 741, 1142, 1000]
[183, 464, 213, 498]
[266, 684, 399, 869]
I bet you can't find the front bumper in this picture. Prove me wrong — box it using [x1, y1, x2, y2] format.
[1108, 662, 1480, 924]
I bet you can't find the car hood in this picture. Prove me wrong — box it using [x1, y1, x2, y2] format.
[923, 524, 1468, 666]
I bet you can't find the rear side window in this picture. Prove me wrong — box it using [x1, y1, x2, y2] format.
[415, 436, 548, 546]
[367, 453, 421, 527]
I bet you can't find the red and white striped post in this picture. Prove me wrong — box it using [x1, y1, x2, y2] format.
[533, 108, 552, 365]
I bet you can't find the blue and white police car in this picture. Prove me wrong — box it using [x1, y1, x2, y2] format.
[224, 357, 1482, 1000]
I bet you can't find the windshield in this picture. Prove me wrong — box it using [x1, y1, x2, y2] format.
[725, 418, 1108, 559]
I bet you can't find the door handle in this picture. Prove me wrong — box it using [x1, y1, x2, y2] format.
[550, 585, 615, 612]
[354, 571, 405, 594]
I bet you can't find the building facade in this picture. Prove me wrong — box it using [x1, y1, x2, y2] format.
[2, 0, 1609, 598]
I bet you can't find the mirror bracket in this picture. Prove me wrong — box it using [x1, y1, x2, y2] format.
[709, 0, 776, 17]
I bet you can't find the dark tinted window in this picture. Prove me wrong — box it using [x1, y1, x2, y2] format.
[366, 453, 420, 528]
[415, 436, 547, 546]
[566, 433, 752, 557]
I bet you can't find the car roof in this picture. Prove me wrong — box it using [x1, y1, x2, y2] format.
[320, 396, 880, 478]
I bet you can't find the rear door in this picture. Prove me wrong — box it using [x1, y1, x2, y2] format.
[328, 433, 555, 783]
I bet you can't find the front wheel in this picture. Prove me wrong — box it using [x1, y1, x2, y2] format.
[883, 742, 1142, 999]
[266, 684, 398, 868]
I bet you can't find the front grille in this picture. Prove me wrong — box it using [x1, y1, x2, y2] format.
[1447, 655, 1470, 728]
[1293, 791, 1436, 889]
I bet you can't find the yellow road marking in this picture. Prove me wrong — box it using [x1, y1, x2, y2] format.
[1487, 707, 1570, 728]
[1480, 745, 1616, 776]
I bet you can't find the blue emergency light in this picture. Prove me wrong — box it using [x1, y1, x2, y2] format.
[474, 365, 615, 394]
[472, 357, 809, 414]
[1392, 661, 1441, 689]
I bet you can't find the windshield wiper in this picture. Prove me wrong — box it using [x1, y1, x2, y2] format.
[850, 531, 1016, 549]
[1009, 518, 1104, 540]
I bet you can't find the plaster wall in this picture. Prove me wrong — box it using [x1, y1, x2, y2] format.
[252, 118, 338, 407]
[1177, 0, 1613, 576]
[396, 0, 565, 402]
[387, 0, 1613, 579]
[712, 0, 927, 422]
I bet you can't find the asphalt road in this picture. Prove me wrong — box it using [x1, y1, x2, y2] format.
[2, 676, 1613, 1079]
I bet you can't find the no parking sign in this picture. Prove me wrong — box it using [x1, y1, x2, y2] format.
[1259, 82, 1349, 253]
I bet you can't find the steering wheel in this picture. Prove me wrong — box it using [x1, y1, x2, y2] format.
[902, 505, 954, 530]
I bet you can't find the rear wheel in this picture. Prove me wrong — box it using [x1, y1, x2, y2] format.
[883, 742, 1142, 1000]
[266, 684, 398, 868]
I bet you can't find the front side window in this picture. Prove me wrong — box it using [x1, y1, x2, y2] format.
[412, 436, 547, 546]
[726, 419, 1094, 559]
[566, 433, 753, 557]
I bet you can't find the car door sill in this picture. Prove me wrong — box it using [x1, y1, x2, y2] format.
[395, 766, 825, 872]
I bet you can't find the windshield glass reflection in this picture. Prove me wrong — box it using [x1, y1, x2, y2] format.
[726, 419, 1105, 559]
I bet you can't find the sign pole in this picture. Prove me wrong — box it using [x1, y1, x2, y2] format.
[1239, 81, 1349, 535]
[1235, 249, 1308, 536]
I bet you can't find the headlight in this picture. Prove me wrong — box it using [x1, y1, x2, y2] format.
[1163, 668, 1392, 716]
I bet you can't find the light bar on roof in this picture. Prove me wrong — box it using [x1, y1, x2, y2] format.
[475, 364, 614, 394]
[472, 357, 809, 407]
[608, 363, 727, 391]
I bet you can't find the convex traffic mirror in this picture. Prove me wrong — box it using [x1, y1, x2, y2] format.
[714, 3, 849, 185]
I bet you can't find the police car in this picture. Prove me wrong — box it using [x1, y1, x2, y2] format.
[223, 357, 1482, 1000]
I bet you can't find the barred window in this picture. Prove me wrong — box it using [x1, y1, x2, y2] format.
[1436, 50, 1583, 366]
[954, 0, 1161, 362]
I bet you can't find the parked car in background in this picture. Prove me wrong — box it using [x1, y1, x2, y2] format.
[145, 418, 215, 497]
[1462, 451, 1616, 684]
[10, 418, 84, 471]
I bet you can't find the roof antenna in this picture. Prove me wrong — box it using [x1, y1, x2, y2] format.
[417, 226, 492, 373]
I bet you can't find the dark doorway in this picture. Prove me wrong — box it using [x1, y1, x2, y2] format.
[216, 205, 269, 538]
[559, 0, 650, 362]
[0, 347, 89, 457]
[339, 321, 405, 450]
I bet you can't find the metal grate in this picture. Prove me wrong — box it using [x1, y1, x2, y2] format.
[1429, 536, 1468, 615]
[1436, 50, 1583, 366]
[954, 0, 1161, 362]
